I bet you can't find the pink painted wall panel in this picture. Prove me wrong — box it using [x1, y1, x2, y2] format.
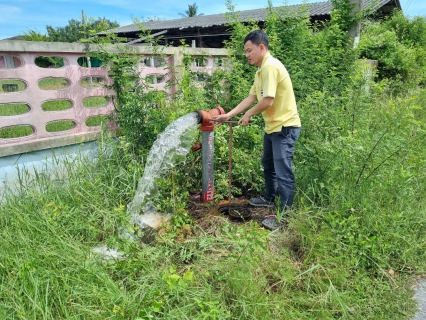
[0, 49, 220, 149]
[0, 52, 115, 146]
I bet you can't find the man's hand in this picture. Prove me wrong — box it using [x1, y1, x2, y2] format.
[212, 94, 257, 124]
[238, 113, 252, 126]
[212, 113, 231, 122]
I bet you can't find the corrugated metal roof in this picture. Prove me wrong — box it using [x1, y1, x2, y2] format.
[110, 1, 333, 34]
[107, 0, 401, 35]
[364, 0, 401, 10]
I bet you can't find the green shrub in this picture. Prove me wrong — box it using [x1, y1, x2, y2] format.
[358, 11, 426, 85]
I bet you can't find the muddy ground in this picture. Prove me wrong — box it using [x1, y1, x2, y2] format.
[187, 195, 279, 230]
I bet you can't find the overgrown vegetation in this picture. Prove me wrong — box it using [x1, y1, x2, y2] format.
[22, 15, 119, 42]
[1, 0, 425, 318]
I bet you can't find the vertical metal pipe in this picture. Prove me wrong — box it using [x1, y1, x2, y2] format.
[196, 106, 225, 202]
[201, 130, 214, 202]
[228, 123, 233, 203]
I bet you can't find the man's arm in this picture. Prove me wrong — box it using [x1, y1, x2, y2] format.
[239, 96, 274, 126]
[213, 95, 257, 122]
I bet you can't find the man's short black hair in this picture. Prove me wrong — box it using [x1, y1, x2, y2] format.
[244, 30, 269, 49]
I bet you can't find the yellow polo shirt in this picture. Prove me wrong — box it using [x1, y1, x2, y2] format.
[249, 52, 301, 133]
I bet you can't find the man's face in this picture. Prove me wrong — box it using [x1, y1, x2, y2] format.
[244, 40, 265, 67]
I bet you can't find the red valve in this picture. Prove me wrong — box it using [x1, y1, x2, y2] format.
[195, 106, 225, 131]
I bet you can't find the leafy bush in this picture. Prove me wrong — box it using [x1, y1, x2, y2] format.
[358, 11, 426, 85]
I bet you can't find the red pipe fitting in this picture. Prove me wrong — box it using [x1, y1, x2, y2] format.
[191, 141, 202, 152]
[195, 106, 225, 131]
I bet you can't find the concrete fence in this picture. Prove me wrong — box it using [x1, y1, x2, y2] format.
[0, 41, 228, 157]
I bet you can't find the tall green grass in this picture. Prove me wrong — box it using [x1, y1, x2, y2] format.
[0, 103, 30, 115]
[0, 125, 34, 139]
[42, 100, 72, 111]
[0, 104, 34, 139]
[0, 125, 423, 319]
[0, 79, 26, 92]
[45, 120, 75, 132]
[38, 78, 69, 90]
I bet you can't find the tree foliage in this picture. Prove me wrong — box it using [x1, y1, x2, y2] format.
[358, 10, 426, 84]
[22, 30, 49, 41]
[23, 16, 119, 42]
[179, 3, 204, 18]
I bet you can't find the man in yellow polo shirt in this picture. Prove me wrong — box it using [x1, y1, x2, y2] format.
[214, 30, 301, 230]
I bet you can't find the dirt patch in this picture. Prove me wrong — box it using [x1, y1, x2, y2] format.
[183, 194, 310, 265]
[187, 195, 277, 228]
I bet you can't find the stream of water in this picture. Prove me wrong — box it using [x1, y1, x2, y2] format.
[127, 112, 199, 228]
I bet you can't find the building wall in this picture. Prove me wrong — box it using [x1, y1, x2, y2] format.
[0, 41, 227, 157]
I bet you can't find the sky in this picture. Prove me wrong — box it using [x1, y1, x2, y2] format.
[0, 0, 425, 40]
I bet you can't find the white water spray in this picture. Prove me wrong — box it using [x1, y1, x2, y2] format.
[127, 112, 199, 228]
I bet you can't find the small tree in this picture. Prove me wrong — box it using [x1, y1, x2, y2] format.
[179, 3, 204, 18]
[22, 30, 50, 41]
